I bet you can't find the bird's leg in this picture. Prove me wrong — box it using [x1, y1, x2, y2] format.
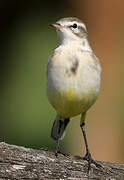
[55, 139, 60, 157]
[80, 113, 101, 172]
[55, 139, 68, 157]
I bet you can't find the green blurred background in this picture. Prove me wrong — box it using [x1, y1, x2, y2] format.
[1, 0, 124, 163]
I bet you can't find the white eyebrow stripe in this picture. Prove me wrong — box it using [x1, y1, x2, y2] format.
[60, 21, 87, 30]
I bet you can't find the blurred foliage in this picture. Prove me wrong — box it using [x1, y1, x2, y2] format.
[1, 16, 56, 148]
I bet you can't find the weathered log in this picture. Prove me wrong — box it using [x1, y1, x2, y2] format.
[0, 142, 123, 179]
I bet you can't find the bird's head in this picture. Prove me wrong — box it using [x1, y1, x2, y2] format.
[50, 17, 88, 43]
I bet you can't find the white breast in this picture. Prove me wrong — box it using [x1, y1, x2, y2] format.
[47, 45, 101, 117]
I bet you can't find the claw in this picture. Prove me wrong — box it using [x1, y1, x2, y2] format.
[55, 149, 67, 157]
[83, 152, 102, 173]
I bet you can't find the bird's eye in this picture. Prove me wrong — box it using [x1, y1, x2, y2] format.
[72, 23, 77, 29]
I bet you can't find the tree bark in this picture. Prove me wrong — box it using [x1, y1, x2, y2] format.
[0, 142, 123, 180]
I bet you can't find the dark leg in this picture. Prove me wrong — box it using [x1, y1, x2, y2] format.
[55, 139, 60, 157]
[80, 122, 101, 172]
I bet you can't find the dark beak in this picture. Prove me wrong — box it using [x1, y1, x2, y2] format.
[49, 22, 61, 29]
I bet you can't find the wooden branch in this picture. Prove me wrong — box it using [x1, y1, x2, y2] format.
[0, 142, 123, 179]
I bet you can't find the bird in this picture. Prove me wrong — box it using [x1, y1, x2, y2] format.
[46, 17, 102, 172]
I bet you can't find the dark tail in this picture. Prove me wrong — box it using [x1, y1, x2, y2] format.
[51, 115, 70, 140]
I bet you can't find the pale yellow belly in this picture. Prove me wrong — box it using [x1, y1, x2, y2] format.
[47, 50, 101, 117]
[47, 87, 99, 118]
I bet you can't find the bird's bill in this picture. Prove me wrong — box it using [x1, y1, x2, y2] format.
[49, 22, 62, 29]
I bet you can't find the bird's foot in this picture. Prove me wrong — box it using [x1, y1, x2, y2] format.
[83, 152, 102, 173]
[55, 149, 67, 157]
[54, 140, 67, 157]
